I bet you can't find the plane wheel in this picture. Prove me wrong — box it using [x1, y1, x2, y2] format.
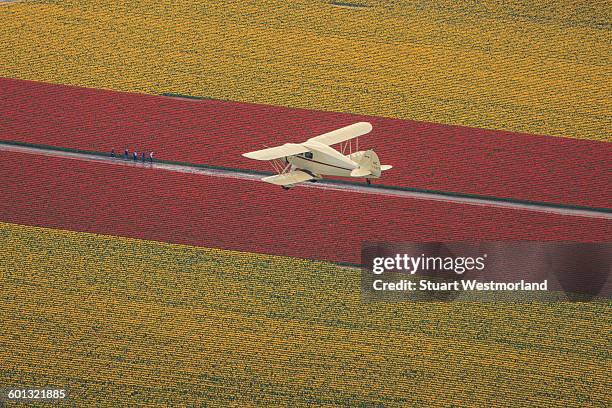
[366, 179, 372, 185]
[282, 186, 291, 190]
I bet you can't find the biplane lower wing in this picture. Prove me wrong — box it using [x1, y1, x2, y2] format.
[261, 170, 314, 186]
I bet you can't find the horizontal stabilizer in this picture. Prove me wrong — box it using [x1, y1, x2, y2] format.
[350, 168, 371, 177]
[243, 143, 309, 161]
[261, 170, 314, 186]
[380, 165, 393, 171]
[308, 122, 372, 146]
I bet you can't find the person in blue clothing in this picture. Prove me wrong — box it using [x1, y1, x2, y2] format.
[111, 148, 115, 158]
[133, 151, 138, 161]
[141, 152, 146, 162]
[124, 149, 129, 160]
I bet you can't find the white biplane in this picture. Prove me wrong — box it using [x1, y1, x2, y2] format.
[242, 122, 392, 189]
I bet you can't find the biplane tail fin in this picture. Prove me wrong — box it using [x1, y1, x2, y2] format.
[351, 149, 382, 178]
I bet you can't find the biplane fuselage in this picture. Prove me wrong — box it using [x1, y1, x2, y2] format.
[285, 140, 358, 178]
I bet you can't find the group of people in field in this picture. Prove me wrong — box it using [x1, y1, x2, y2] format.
[111, 148, 154, 163]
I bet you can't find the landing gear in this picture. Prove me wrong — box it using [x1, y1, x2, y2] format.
[366, 178, 372, 185]
[282, 186, 291, 190]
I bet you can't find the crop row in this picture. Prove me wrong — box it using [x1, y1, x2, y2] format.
[0, 1, 609, 141]
[1, 151, 610, 265]
[1, 221, 610, 406]
[2, 78, 611, 209]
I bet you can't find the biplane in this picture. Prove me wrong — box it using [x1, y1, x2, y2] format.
[242, 122, 392, 189]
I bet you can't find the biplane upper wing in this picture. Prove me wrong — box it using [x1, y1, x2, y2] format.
[261, 170, 314, 186]
[307, 122, 372, 146]
[242, 143, 309, 161]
